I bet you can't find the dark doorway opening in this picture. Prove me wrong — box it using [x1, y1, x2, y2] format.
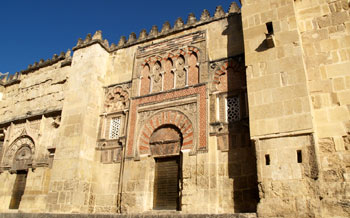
[153, 156, 181, 210]
[9, 170, 28, 209]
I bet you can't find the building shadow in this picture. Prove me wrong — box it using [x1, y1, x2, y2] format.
[222, 12, 259, 213]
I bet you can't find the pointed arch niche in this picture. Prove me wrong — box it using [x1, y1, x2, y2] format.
[140, 63, 151, 96]
[2, 136, 35, 171]
[163, 58, 174, 91]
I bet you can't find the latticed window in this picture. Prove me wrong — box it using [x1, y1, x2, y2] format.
[226, 96, 240, 122]
[109, 117, 121, 139]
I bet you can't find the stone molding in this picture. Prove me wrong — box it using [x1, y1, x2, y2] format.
[209, 55, 245, 94]
[97, 83, 131, 164]
[0, 108, 62, 127]
[137, 109, 195, 157]
[1, 135, 35, 171]
[136, 33, 203, 59]
[104, 86, 130, 113]
[127, 84, 207, 158]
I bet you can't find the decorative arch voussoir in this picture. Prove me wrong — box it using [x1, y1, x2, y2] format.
[3, 135, 35, 170]
[160, 111, 165, 125]
[138, 110, 194, 155]
[154, 115, 160, 127]
[167, 53, 175, 59]
[187, 46, 200, 56]
[179, 49, 186, 57]
[142, 57, 152, 67]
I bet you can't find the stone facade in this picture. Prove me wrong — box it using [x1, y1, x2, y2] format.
[241, 0, 350, 217]
[0, 1, 349, 217]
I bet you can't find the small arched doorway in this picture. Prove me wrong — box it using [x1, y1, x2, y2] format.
[150, 125, 182, 210]
[9, 145, 32, 209]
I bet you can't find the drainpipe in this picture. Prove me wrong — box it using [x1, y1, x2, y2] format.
[116, 109, 129, 213]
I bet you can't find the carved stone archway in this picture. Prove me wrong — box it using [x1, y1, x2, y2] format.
[2, 136, 35, 171]
[13, 146, 33, 171]
[138, 110, 194, 156]
[149, 125, 182, 157]
[104, 86, 129, 113]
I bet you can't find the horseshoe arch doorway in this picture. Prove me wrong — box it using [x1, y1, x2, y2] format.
[150, 125, 182, 211]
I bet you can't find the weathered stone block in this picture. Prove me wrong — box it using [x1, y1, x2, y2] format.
[326, 62, 350, 78]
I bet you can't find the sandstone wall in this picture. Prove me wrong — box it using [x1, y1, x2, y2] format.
[88, 7, 254, 215]
[0, 55, 69, 212]
[241, 0, 350, 217]
[295, 0, 350, 216]
[89, 156, 121, 213]
[46, 43, 109, 213]
[256, 135, 320, 217]
[0, 4, 257, 215]
[0, 60, 70, 124]
[119, 149, 251, 214]
[242, 0, 313, 137]
[240, 0, 319, 217]
[0, 115, 61, 212]
[0, 173, 16, 211]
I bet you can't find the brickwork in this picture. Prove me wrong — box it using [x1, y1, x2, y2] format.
[127, 85, 207, 158]
[139, 48, 200, 96]
[163, 59, 174, 91]
[212, 59, 246, 93]
[140, 65, 151, 96]
[139, 110, 194, 156]
[187, 52, 199, 86]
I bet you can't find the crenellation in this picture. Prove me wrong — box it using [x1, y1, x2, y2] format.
[84, 33, 92, 44]
[106, 4, 240, 52]
[200, 9, 210, 21]
[0, 72, 9, 83]
[117, 36, 127, 47]
[92, 30, 103, 40]
[52, 54, 58, 61]
[19, 50, 69, 75]
[186, 13, 197, 25]
[138, 29, 148, 40]
[76, 38, 84, 46]
[127, 33, 137, 44]
[103, 39, 109, 48]
[0, 50, 70, 87]
[73, 30, 110, 52]
[110, 43, 117, 50]
[229, 2, 240, 13]
[149, 25, 159, 38]
[161, 21, 171, 34]
[214, 6, 226, 18]
[174, 17, 184, 30]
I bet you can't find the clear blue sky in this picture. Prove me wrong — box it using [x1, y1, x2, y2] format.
[0, 0, 241, 75]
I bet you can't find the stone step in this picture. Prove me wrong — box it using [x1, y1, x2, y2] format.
[0, 213, 257, 218]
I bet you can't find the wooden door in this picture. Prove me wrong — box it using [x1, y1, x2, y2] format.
[153, 156, 180, 210]
[9, 171, 27, 209]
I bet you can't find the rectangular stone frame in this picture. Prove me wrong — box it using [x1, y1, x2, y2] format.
[126, 84, 207, 158]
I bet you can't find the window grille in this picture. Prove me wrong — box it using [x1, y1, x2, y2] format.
[109, 117, 121, 139]
[226, 96, 240, 122]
